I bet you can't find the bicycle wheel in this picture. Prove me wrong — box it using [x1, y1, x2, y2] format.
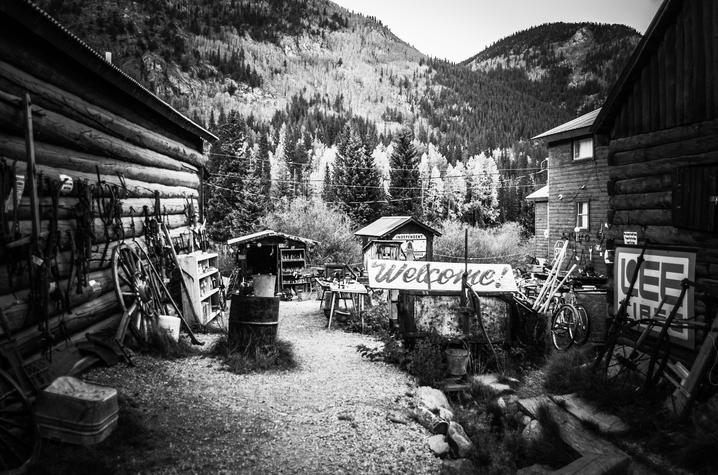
[572, 304, 591, 346]
[605, 336, 652, 389]
[551, 304, 576, 351]
[0, 369, 39, 472]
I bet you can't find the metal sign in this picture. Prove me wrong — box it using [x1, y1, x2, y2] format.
[614, 247, 696, 348]
[623, 231, 638, 245]
[367, 259, 518, 293]
[392, 233, 427, 259]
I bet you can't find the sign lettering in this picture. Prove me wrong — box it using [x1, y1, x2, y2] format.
[614, 247, 696, 348]
[368, 259, 517, 293]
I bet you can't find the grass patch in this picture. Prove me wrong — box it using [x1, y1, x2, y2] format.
[210, 334, 297, 374]
[147, 327, 201, 359]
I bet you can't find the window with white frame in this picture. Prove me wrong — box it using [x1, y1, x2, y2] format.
[576, 201, 589, 229]
[572, 137, 593, 160]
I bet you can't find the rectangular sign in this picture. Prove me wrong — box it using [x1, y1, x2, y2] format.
[614, 247, 696, 348]
[367, 259, 517, 293]
[623, 231, 638, 245]
[392, 233, 427, 259]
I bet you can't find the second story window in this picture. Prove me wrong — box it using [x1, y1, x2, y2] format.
[572, 137, 593, 160]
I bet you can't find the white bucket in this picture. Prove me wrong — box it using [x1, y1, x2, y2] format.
[253, 274, 276, 297]
[158, 315, 181, 342]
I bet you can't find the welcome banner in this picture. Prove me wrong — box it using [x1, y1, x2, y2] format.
[367, 259, 518, 293]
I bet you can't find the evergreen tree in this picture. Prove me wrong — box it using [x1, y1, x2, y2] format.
[270, 124, 292, 203]
[331, 123, 384, 224]
[388, 128, 421, 216]
[232, 147, 266, 232]
[321, 163, 333, 202]
[423, 165, 444, 222]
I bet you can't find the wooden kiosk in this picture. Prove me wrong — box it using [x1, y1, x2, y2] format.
[227, 230, 318, 296]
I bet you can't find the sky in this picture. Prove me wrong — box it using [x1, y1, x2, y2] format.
[331, 0, 663, 62]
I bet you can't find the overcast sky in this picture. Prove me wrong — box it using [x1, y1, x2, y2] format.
[331, 0, 663, 62]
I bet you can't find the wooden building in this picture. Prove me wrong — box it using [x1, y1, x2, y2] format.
[354, 216, 441, 269]
[592, 0, 718, 359]
[533, 109, 610, 276]
[227, 230, 318, 295]
[0, 1, 215, 367]
[525, 184, 548, 260]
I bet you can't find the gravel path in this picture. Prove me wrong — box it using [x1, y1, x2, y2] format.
[35, 300, 441, 474]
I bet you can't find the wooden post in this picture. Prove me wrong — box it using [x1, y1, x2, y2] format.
[22, 94, 39, 244]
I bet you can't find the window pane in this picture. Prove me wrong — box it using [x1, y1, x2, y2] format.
[573, 138, 593, 159]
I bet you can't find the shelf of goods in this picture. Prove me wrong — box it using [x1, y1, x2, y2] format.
[177, 251, 223, 326]
[279, 248, 310, 293]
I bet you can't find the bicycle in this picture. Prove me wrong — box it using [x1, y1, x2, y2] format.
[549, 279, 590, 351]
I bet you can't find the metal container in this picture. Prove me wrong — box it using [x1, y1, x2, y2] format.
[229, 295, 280, 348]
[35, 376, 118, 445]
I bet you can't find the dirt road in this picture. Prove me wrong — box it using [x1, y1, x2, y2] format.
[32, 300, 441, 474]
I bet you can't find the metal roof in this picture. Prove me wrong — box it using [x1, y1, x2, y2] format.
[354, 216, 442, 238]
[1, 0, 217, 145]
[227, 230, 319, 247]
[532, 108, 601, 142]
[525, 185, 549, 201]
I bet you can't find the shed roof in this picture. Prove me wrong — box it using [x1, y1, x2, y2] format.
[1, 0, 217, 145]
[532, 108, 600, 143]
[354, 216, 442, 238]
[227, 230, 319, 247]
[592, 0, 681, 135]
[525, 185, 549, 202]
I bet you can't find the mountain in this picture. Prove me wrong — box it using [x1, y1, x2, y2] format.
[463, 22, 641, 115]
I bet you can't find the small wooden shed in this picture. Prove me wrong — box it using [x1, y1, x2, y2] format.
[354, 216, 441, 269]
[227, 230, 318, 295]
[0, 1, 215, 370]
[533, 108, 609, 276]
[592, 0, 718, 361]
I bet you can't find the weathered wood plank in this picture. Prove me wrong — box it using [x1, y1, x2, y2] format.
[608, 118, 718, 154]
[14, 196, 194, 221]
[675, 11, 685, 124]
[550, 394, 629, 435]
[613, 174, 672, 195]
[609, 191, 672, 210]
[664, 22, 677, 128]
[610, 151, 718, 180]
[0, 60, 206, 167]
[553, 454, 630, 475]
[518, 397, 629, 458]
[612, 133, 718, 167]
[612, 209, 672, 226]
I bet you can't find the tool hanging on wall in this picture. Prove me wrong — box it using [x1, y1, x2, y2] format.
[74, 179, 93, 293]
[95, 165, 124, 267]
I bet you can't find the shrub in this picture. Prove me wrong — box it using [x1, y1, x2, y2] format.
[407, 332, 447, 387]
[210, 334, 297, 374]
[260, 197, 361, 265]
[433, 220, 533, 270]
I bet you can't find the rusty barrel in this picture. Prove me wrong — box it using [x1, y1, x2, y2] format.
[229, 295, 280, 348]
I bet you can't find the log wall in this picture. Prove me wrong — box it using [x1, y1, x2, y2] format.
[547, 140, 609, 276]
[0, 29, 205, 361]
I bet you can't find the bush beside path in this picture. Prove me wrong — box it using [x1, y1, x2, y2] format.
[32, 300, 441, 474]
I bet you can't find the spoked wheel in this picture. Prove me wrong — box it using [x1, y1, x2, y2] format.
[572, 304, 591, 346]
[550, 304, 576, 351]
[0, 369, 39, 473]
[605, 336, 652, 390]
[112, 243, 161, 345]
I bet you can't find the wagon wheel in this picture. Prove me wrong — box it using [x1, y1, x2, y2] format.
[112, 243, 160, 345]
[0, 369, 39, 473]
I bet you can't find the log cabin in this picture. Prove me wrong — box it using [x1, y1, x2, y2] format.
[533, 109, 610, 277]
[592, 0, 718, 363]
[0, 0, 215, 372]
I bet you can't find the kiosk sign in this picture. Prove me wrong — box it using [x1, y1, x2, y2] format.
[392, 233, 427, 259]
[614, 247, 696, 348]
[367, 259, 517, 293]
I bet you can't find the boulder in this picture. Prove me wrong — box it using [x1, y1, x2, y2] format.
[521, 419, 544, 445]
[428, 434, 450, 456]
[416, 386, 452, 412]
[441, 458, 479, 475]
[447, 421, 474, 458]
[472, 374, 514, 395]
[438, 407, 454, 422]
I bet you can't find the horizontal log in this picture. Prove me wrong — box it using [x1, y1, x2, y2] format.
[0, 269, 115, 334]
[0, 133, 200, 190]
[609, 153, 718, 180]
[0, 60, 206, 167]
[0, 91, 198, 173]
[612, 174, 672, 195]
[13, 289, 120, 357]
[608, 225, 718, 247]
[611, 134, 718, 167]
[609, 191, 672, 210]
[24, 313, 122, 368]
[608, 118, 718, 154]
[7, 153, 198, 199]
[612, 209, 672, 226]
[16, 196, 195, 221]
[0, 224, 191, 294]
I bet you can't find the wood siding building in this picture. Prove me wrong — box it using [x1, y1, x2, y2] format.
[526, 185, 548, 260]
[533, 109, 610, 276]
[0, 1, 215, 368]
[593, 0, 718, 360]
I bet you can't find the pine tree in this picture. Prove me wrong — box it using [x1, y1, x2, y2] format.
[270, 124, 292, 203]
[331, 123, 384, 225]
[423, 165, 444, 222]
[388, 127, 420, 216]
[232, 148, 266, 233]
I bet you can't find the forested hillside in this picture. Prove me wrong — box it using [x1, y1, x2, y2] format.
[463, 22, 641, 115]
[35, 0, 638, 239]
